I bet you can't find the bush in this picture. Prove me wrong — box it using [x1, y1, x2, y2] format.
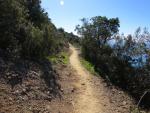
[0, 0, 69, 59]
[76, 16, 150, 107]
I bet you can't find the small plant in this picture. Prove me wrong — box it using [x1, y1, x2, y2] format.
[47, 51, 69, 65]
[130, 108, 140, 113]
[80, 58, 97, 75]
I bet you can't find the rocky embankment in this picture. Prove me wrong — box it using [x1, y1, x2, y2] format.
[0, 53, 61, 113]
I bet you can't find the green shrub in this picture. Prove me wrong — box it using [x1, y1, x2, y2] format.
[76, 16, 150, 108]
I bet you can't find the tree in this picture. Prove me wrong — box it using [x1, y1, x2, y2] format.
[25, 0, 49, 28]
[76, 16, 120, 45]
[91, 16, 120, 44]
[0, 0, 69, 59]
[0, 0, 27, 51]
[77, 15, 150, 107]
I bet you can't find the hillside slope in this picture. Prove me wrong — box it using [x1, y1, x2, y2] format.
[0, 45, 138, 113]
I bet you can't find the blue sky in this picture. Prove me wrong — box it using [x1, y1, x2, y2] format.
[41, 0, 150, 35]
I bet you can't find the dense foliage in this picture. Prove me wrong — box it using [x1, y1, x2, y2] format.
[0, 0, 78, 59]
[76, 16, 150, 107]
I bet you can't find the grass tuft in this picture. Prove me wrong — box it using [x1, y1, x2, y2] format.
[80, 58, 97, 75]
[47, 51, 69, 65]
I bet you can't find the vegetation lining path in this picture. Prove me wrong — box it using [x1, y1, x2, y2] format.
[69, 44, 105, 113]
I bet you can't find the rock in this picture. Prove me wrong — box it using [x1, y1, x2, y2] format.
[118, 91, 122, 94]
[22, 88, 26, 92]
[13, 90, 19, 95]
[12, 74, 18, 77]
[23, 95, 29, 101]
[60, 88, 64, 92]
[19, 96, 24, 100]
[16, 99, 20, 104]
[29, 107, 32, 111]
[35, 86, 39, 90]
[45, 96, 52, 101]
[122, 101, 127, 106]
[47, 91, 50, 94]
[8, 97, 13, 101]
[8, 101, 13, 105]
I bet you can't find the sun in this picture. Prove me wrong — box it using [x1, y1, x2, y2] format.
[60, 0, 64, 6]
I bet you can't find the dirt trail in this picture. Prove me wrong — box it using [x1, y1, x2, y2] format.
[69, 44, 105, 113]
[0, 44, 134, 113]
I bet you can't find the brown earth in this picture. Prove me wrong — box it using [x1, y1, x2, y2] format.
[0, 45, 138, 113]
[68, 45, 135, 113]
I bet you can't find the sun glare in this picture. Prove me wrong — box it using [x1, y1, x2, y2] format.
[60, 0, 64, 6]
